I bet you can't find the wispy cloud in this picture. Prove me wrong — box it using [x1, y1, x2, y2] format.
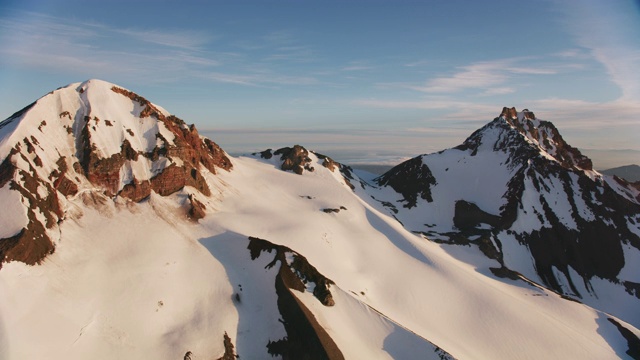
[416, 57, 559, 94]
[340, 60, 375, 72]
[0, 13, 220, 79]
[419, 60, 510, 93]
[530, 98, 640, 128]
[553, 1, 640, 101]
[112, 28, 216, 51]
[341, 65, 374, 71]
[203, 71, 318, 87]
[479, 87, 516, 96]
[0, 13, 320, 87]
[234, 30, 319, 63]
[506, 67, 556, 75]
[403, 60, 431, 67]
[355, 97, 495, 111]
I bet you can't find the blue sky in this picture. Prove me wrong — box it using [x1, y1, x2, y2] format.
[0, 0, 638, 168]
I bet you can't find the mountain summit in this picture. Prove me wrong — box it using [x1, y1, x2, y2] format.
[0, 79, 231, 268]
[1, 84, 639, 360]
[374, 107, 640, 326]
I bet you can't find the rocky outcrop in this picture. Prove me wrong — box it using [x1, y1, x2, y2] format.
[248, 236, 342, 360]
[607, 318, 640, 359]
[50, 157, 78, 197]
[453, 200, 500, 231]
[500, 107, 592, 170]
[215, 332, 238, 360]
[74, 87, 232, 201]
[187, 194, 206, 221]
[273, 145, 315, 175]
[499, 158, 640, 294]
[376, 156, 437, 208]
[0, 154, 62, 269]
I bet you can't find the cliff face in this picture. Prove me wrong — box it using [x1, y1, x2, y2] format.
[0, 79, 232, 268]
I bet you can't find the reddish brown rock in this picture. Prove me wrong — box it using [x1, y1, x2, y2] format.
[500, 106, 518, 119]
[0, 216, 54, 270]
[119, 178, 152, 202]
[1, 164, 62, 269]
[53, 175, 78, 197]
[149, 165, 187, 196]
[1, 84, 235, 270]
[500, 107, 593, 171]
[187, 194, 206, 221]
[274, 145, 314, 175]
[215, 332, 238, 360]
[0, 151, 18, 188]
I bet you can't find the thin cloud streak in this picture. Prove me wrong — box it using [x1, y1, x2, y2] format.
[0, 13, 321, 87]
[112, 28, 215, 51]
[417, 57, 559, 94]
[203, 71, 319, 87]
[555, 1, 640, 101]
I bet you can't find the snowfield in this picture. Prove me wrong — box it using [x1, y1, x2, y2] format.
[0, 153, 637, 359]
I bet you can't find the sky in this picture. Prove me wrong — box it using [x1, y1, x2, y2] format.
[0, 0, 638, 168]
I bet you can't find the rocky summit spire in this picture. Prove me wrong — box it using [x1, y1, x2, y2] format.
[498, 106, 592, 170]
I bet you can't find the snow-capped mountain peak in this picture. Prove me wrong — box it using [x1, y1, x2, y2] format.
[373, 106, 640, 332]
[0, 79, 231, 268]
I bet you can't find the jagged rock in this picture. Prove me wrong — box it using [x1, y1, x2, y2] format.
[257, 149, 273, 159]
[119, 179, 152, 202]
[500, 106, 592, 170]
[274, 145, 314, 175]
[607, 318, 640, 359]
[187, 194, 206, 221]
[376, 156, 437, 208]
[215, 332, 238, 360]
[248, 236, 343, 360]
[453, 200, 500, 231]
[500, 106, 519, 119]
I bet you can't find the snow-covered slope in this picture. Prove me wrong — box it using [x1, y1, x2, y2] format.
[1, 84, 639, 360]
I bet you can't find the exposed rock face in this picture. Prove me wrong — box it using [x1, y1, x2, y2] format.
[453, 200, 500, 231]
[498, 157, 640, 292]
[77, 87, 232, 200]
[0, 80, 232, 269]
[376, 156, 437, 208]
[255, 147, 358, 191]
[215, 332, 238, 360]
[248, 236, 342, 360]
[0, 146, 63, 268]
[187, 194, 206, 221]
[608, 318, 640, 359]
[274, 145, 315, 175]
[500, 106, 592, 170]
